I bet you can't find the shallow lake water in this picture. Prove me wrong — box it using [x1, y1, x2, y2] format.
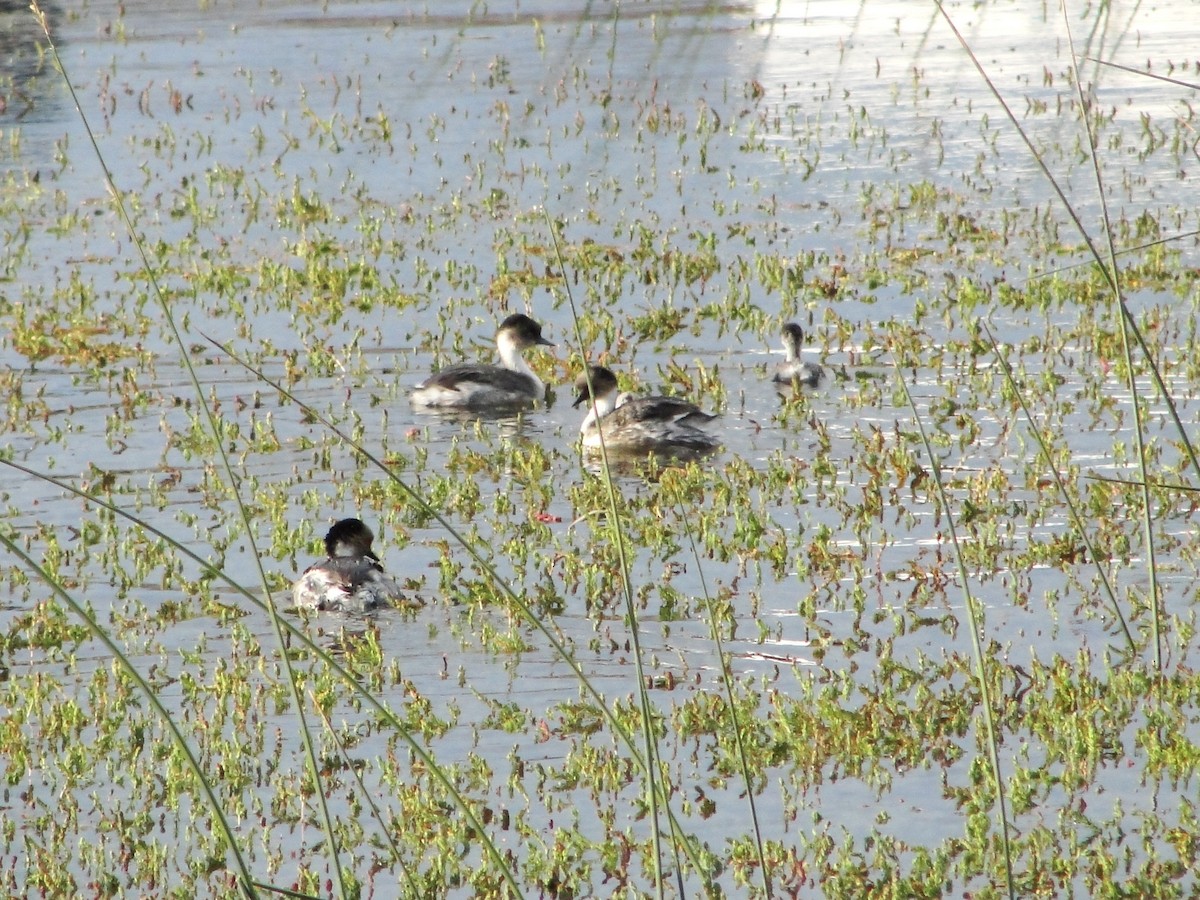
[1, 0, 1199, 896]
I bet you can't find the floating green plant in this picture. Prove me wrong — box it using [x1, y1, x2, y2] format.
[2, 1, 1198, 896]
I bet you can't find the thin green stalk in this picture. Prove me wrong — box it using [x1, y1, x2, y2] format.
[0, 457, 525, 899]
[1026, 230, 1200, 282]
[0, 529, 257, 895]
[312, 705, 422, 897]
[670, 481, 770, 897]
[246, 884, 320, 900]
[605, 0, 622, 93]
[895, 362, 1016, 899]
[1087, 474, 1200, 496]
[1084, 57, 1200, 91]
[983, 327, 1135, 652]
[192, 291, 349, 900]
[28, 4, 348, 894]
[545, 221, 673, 899]
[1060, 3, 1161, 668]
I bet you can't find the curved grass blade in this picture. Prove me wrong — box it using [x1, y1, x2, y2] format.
[1086, 474, 1200, 494]
[1083, 57, 1200, 91]
[246, 884, 319, 900]
[1060, 4, 1163, 668]
[983, 328, 1135, 652]
[0, 530, 258, 895]
[0, 457, 526, 899]
[545, 222, 673, 899]
[27, 3, 352, 893]
[667, 475, 770, 897]
[1023, 230, 1200, 283]
[895, 361, 1016, 900]
[312, 705, 423, 897]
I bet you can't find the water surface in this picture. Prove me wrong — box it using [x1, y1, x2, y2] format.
[1, 0, 1198, 896]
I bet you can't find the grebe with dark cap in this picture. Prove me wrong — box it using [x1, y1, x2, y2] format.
[772, 322, 825, 389]
[292, 518, 404, 612]
[411, 313, 554, 410]
[573, 365, 720, 456]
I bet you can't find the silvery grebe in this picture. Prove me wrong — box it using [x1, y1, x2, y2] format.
[292, 518, 404, 612]
[411, 314, 554, 410]
[573, 365, 720, 455]
[772, 322, 825, 389]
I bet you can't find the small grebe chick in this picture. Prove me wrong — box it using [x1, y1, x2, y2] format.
[292, 518, 404, 613]
[573, 365, 720, 456]
[411, 313, 554, 411]
[772, 322, 825, 389]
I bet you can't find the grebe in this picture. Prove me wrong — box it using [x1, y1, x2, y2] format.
[772, 322, 825, 389]
[411, 314, 554, 410]
[573, 365, 720, 455]
[292, 518, 404, 612]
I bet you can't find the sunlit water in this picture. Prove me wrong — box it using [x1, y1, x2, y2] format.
[1, 0, 1198, 895]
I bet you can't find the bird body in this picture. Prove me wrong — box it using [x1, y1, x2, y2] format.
[292, 518, 403, 613]
[573, 366, 720, 455]
[411, 314, 554, 410]
[772, 322, 825, 389]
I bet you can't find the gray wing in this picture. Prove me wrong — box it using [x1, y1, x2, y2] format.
[330, 556, 404, 610]
[611, 396, 716, 427]
[316, 555, 386, 591]
[773, 362, 825, 388]
[416, 364, 537, 393]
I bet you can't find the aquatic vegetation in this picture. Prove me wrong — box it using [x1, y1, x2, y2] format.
[0, 1, 1197, 898]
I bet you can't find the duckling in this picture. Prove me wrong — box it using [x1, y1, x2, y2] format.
[772, 322, 825, 389]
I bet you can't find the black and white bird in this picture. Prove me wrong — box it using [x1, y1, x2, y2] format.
[772, 322, 825, 389]
[411, 313, 554, 411]
[292, 518, 404, 613]
[573, 365, 719, 456]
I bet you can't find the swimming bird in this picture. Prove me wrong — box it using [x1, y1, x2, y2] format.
[573, 365, 720, 456]
[411, 313, 554, 411]
[292, 518, 404, 612]
[772, 322, 825, 389]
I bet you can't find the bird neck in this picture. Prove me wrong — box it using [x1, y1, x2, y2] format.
[497, 334, 543, 393]
[579, 391, 618, 433]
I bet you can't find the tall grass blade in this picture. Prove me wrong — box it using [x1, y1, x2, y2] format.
[536, 215, 677, 897]
[312, 705, 423, 896]
[0, 530, 258, 895]
[1084, 57, 1200, 91]
[28, 3, 349, 892]
[895, 363, 1016, 899]
[1060, 3, 1162, 669]
[668, 476, 770, 897]
[982, 329, 1135, 651]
